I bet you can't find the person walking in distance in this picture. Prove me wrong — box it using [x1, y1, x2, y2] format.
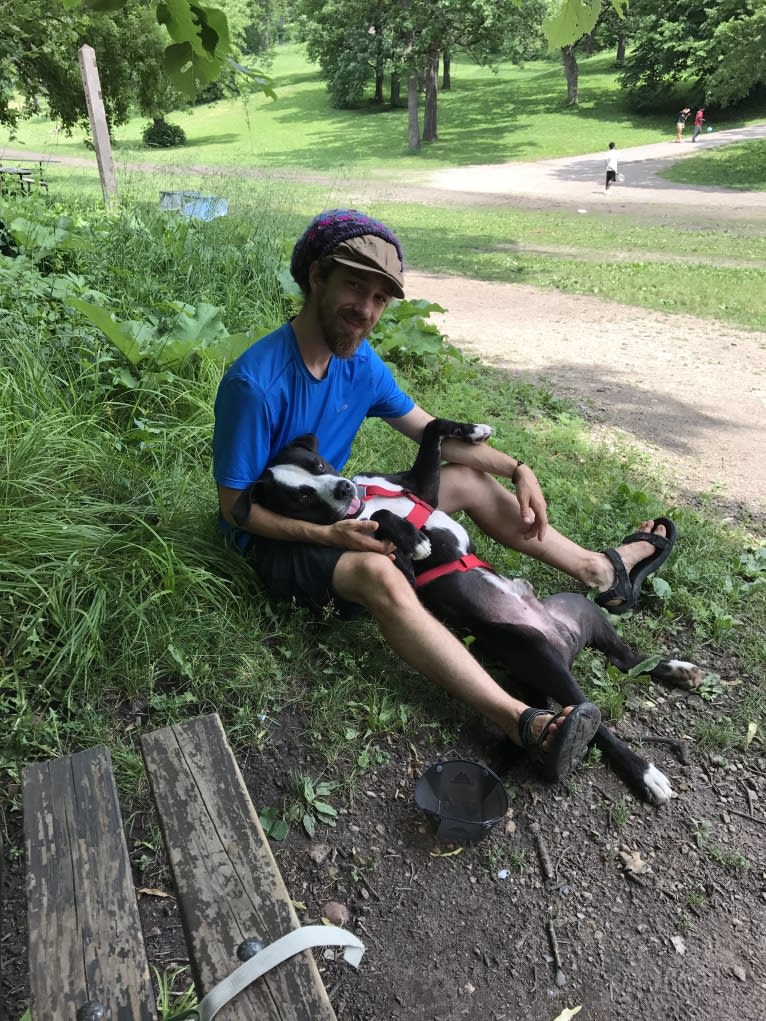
[692, 107, 705, 142]
[605, 142, 619, 191]
[675, 107, 691, 142]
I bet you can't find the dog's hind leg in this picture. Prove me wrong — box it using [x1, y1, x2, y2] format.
[469, 619, 673, 805]
[541, 592, 703, 691]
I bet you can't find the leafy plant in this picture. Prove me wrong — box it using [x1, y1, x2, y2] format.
[143, 119, 187, 148]
[370, 298, 463, 369]
[288, 774, 340, 838]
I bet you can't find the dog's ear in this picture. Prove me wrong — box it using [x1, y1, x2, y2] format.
[289, 433, 318, 453]
[231, 485, 255, 526]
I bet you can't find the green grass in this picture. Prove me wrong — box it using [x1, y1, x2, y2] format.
[660, 139, 766, 191]
[8, 46, 766, 176]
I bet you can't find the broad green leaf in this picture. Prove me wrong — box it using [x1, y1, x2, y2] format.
[302, 812, 316, 838]
[627, 655, 662, 678]
[65, 298, 145, 366]
[312, 801, 337, 818]
[543, 0, 602, 50]
[651, 576, 672, 600]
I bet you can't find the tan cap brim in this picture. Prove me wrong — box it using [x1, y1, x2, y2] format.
[331, 235, 405, 299]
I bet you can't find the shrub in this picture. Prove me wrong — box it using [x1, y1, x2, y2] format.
[142, 117, 187, 148]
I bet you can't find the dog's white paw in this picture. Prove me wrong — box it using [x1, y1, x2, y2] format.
[413, 537, 432, 560]
[663, 659, 704, 690]
[643, 763, 673, 805]
[469, 424, 493, 443]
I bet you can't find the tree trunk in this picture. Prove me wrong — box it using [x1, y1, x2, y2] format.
[390, 72, 401, 107]
[422, 52, 438, 142]
[407, 75, 420, 152]
[561, 46, 579, 106]
[374, 68, 384, 103]
[615, 34, 626, 65]
[442, 50, 451, 90]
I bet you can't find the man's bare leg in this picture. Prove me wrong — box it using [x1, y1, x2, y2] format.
[439, 464, 667, 601]
[333, 551, 580, 753]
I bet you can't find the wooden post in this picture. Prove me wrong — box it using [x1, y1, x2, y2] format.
[78, 44, 117, 204]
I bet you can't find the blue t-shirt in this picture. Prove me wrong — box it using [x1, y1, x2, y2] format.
[213, 321, 415, 549]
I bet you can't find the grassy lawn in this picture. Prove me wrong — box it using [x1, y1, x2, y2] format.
[7, 46, 766, 175]
[660, 139, 766, 191]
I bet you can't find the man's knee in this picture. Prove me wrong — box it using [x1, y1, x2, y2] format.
[333, 552, 417, 612]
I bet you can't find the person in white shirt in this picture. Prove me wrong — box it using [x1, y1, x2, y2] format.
[605, 142, 619, 191]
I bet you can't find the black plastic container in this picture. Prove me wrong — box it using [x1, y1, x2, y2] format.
[415, 760, 509, 843]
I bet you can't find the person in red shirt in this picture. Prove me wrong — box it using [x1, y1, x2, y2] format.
[692, 107, 705, 142]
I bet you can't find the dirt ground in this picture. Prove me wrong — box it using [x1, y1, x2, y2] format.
[2, 136, 766, 1021]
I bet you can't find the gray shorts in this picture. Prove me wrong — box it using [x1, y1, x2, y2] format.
[247, 536, 365, 619]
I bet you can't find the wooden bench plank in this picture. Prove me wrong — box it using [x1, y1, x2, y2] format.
[23, 747, 156, 1021]
[141, 713, 336, 1020]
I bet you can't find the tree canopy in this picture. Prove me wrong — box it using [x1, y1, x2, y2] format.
[619, 0, 766, 108]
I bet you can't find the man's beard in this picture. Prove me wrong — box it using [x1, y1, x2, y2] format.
[317, 294, 368, 359]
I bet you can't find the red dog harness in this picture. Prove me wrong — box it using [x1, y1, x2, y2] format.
[415, 553, 493, 589]
[355, 483, 434, 529]
[355, 483, 494, 588]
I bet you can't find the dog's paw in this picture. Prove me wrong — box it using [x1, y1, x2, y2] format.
[471, 423, 493, 443]
[657, 659, 704, 690]
[642, 763, 673, 805]
[412, 535, 432, 560]
[466, 423, 493, 443]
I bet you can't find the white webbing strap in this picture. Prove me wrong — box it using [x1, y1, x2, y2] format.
[191, 925, 365, 1021]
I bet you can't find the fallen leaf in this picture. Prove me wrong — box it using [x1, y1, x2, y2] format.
[551, 1007, 582, 1020]
[291, 899, 307, 911]
[137, 887, 173, 899]
[618, 850, 652, 875]
[744, 722, 758, 747]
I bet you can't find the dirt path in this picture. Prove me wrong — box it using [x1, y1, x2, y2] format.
[408, 272, 766, 520]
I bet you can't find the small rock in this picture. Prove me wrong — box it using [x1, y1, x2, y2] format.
[670, 935, 686, 956]
[732, 965, 747, 982]
[309, 843, 331, 865]
[321, 900, 350, 927]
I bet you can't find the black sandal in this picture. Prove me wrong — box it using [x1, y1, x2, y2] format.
[595, 517, 677, 615]
[518, 703, 601, 783]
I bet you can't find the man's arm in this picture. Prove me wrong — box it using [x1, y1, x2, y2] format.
[388, 406, 528, 479]
[386, 405, 549, 539]
[217, 485, 397, 554]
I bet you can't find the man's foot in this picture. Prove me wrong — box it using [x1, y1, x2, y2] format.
[594, 518, 677, 614]
[518, 703, 601, 783]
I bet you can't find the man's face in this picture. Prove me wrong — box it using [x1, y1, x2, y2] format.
[312, 264, 394, 358]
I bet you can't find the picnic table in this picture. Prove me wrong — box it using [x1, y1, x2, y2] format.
[0, 157, 58, 194]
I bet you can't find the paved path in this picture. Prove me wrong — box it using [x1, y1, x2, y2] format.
[428, 124, 766, 216]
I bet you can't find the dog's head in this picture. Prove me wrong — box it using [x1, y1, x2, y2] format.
[232, 434, 362, 526]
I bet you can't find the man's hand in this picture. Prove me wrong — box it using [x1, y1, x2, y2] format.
[326, 518, 397, 556]
[513, 466, 549, 541]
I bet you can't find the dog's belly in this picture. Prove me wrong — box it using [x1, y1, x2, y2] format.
[430, 571, 573, 661]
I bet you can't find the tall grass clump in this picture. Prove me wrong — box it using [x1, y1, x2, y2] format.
[0, 194, 301, 769]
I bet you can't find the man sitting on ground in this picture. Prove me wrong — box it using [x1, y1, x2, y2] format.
[213, 209, 675, 782]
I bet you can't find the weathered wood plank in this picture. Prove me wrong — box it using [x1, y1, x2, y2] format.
[141, 713, 336, 1021]
[23, 747, 156, 1021]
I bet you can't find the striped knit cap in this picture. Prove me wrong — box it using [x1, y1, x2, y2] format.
[290, 208, 404, 292]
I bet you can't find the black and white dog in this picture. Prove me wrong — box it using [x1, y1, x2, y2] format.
[236, 419, 703, 805]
